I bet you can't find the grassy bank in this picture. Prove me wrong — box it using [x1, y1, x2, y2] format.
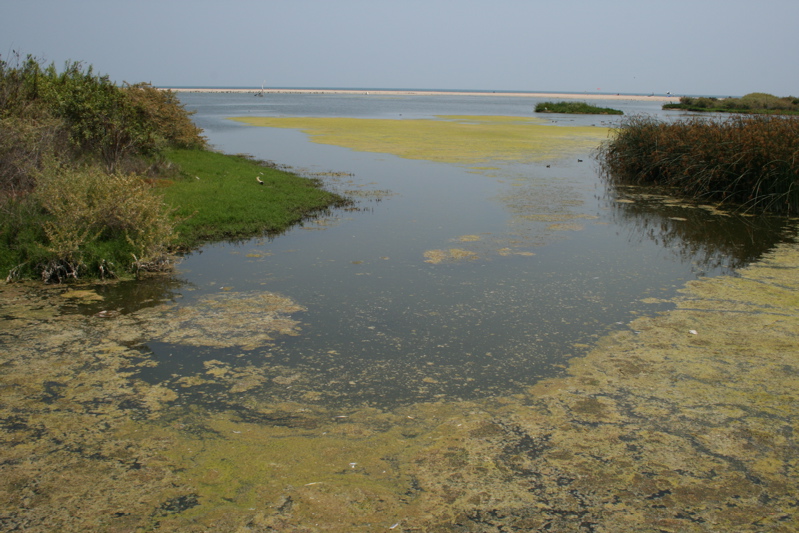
[535, 101, 623, 115]
[0, 149, 348, 281]
[597, 114, 799, 214]
[0, 54, 346, 281]
[160, 149, 348, 249]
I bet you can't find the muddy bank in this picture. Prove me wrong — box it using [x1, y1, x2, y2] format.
[1, 223, 798, 531]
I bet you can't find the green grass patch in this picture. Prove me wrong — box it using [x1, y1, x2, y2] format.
[535, 101, 623, 115]
[160, 148, 349, 248]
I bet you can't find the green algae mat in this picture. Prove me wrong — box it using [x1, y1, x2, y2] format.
[2, 232, 799, 531]
[230, 115, 608, 166]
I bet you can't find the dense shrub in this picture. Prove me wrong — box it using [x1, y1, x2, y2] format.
[0, 114, 68, 194]
[0, 52, 207, 179]
[0, 52, 200, 280]
[597, 114, 799, 214]
[123, 82, 206, 150]
[20, 162, 177, 281]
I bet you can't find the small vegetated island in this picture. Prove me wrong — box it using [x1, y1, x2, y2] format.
[535, 100, 623, 115]
[598, 91, 799, 215]
[0, 54, 347, 282]
[662, 92, 799, 114]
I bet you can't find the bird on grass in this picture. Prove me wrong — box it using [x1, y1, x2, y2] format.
[256, 176, 264, 185]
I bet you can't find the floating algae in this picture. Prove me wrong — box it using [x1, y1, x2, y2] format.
[155, 291, 304, 350]
[101, 290, 307, 351]
[3, 229, 799, 531]
[233, 114, 611, 261]
[423, 248, 480, 264]
[230, 115, 608, 167]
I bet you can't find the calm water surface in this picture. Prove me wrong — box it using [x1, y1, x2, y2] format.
[116, 92, 794, 407]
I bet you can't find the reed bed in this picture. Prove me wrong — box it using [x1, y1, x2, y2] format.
[597, 114, 799, 214]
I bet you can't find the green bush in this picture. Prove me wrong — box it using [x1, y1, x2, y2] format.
[0, 114, 68, 194]
[0, 52, 343, 282]
[123, 83, 207, 150]
[0, 161, 177, 282]
[0, 53, 207, 178]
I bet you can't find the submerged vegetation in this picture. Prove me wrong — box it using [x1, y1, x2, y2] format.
[663, 92, 799, 114]
[535, 101, 623, 115]
[0, 53, 344, 281]
[597, 114, 799, 214]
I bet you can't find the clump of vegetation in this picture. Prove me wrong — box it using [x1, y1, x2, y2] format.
[535, 101, 623, 115]
[663, 92, 799, 114]
[596, 114, 799, 214]
[0, 52, 344, 282]
[28, 162, 177, 281]
[0, 53, 205, 281]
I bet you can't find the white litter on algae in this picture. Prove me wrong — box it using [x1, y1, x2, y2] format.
[2, 225, 799, 531]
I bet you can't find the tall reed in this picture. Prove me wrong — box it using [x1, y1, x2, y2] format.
[597, 114, 799, 214]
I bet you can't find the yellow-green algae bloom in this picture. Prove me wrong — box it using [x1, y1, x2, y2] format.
[230, 115, 608, 166]
[232, 115, 609, 262]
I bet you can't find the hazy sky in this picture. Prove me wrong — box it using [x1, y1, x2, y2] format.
[2, 0, 797, 96]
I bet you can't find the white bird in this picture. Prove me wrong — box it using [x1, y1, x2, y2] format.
[256, 176, 264, 185]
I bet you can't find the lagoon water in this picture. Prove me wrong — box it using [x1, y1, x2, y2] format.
[125, 91, 793, 407]
[5, 92, 799, 531]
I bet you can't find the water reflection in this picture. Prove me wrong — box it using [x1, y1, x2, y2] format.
[605, 186, 796, 275]
[72, 275, 189, 316]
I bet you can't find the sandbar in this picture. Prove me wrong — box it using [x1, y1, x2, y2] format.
[160, 87, 680, 102]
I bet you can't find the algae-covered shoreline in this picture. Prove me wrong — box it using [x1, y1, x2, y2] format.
[1, 225, 798, 531]
[3, 108, 799, 532]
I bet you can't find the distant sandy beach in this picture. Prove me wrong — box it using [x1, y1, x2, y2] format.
[161, 87, 680, 102]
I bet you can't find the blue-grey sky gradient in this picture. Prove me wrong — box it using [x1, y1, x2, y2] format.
[2, 0, 797, 96]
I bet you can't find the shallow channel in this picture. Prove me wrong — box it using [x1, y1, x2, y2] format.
[101, 92, 796, 407]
